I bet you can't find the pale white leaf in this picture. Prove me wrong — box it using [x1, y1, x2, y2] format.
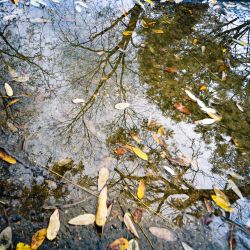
[72, 98, 85, 104]
[229, 172, 244, 180]
[75, 4, 82, 12]
[200, 107, 217, 114]
[182, 242, 193, 250]
[174, 0, 183, 3]
[4, 83, 13, 97]
[46, 209, 60, 240]
[197, 99, 206, 109]
[163, 166, 176, 175]
[68, 214, 95, 225]
[228, 179, 243, 199]
[201, 46, 206, 54]
[95, 186, 108, 227]
[236, 103, 244, 112]
[149, 227, 177, 241]
[115, 102, 130, 110]
[98, 167, 109, 191]
[124, 212, 139, 238]
[184, 90, 197, 102]
[195, 118, 216, 125]
[0, 227, 12, 249]
[127, 239, 140, 250]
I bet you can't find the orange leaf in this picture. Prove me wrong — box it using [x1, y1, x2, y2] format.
[174, 102, 191, 115]
[31, 228, 47, 250]
[0, 148, 16, 164]
[108, 238, 129, 250]
[164, 67, 178, 73]
[114, 147, 127, 155]
[133, 208, 143, 224]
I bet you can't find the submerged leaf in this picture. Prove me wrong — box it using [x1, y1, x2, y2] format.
[133, 208, 143, 224]
[46, 209, 60, 240]
[124, 212, 139, 238]
[95, 186, 108, 227]
[195, 118, 216, 125]
[31, 228, 47, 250]
[137, 180, 145, 200]
[68, 214, 95, 226]
[165, 67, 177, 73]
[108, 238, 129, 250]
[174, 102, 191, 115]
[0, 148, 16, 164]
[125, 145, 148, 161]
[98, 167, 109, 191]
[211, 195, 233, 212]
[149, 227, 177, 241]
[114, 147, 127, 155]
[228, 179, 243, 199]
[123, 31, 133, 36]
[115, 103, 130, 110]
[16, 243, 31, 250]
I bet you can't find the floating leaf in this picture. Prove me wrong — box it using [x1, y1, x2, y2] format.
[165, 67, 177, 73]
[124, 212, 139, 238]
[213, 188, 230, 203]
[184, 90, 197, 102]
[133, 208, 143, 224]
[149, 227, 177, 241]
[199, 85, 206, 91]
[72, 98, 85, 104]
[174, 102, 191, 115]
[157, 126, 165, 136]
[31, 228, 47, 250]
[4, 83, 13, 97]
[0, 148, 16, 164]
[68, 214, 95, 226]
[6, 99, 20, 108]
[228, 179, 243, 199]
[152, 29, 164, 34]
[114, 147, 127, 155]
[195, 118, 216, 125]
[211, 195, 233, 212]
[130, 133, 141, 143]
[95, 186, 108, 227]
[127, 239, 140, 250]
[115, 103, 130, 110]
[137, 180, 145, 200]
[181, 242, 193, 250]
[98, 167, 109, 191]
[108, 238, 129, 250]
[163, 166, 176, 175]
[125, 145, 148, 161]
[46, 209, 60, 240]
[123, 31, 133, 36]
[16, 243, 31, 250]
[208, 113, 222, 122]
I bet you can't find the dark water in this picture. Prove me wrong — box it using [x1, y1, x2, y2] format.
[0, 0, 249, 249]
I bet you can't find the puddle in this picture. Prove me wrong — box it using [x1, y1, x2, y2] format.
[0, 0, 249, 249]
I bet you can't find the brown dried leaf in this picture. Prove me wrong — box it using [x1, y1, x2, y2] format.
[114, 147, 127, 155]
[165, 67, 178, 73]
[174, 102, 191, 115]
[133, 208, 143, 224]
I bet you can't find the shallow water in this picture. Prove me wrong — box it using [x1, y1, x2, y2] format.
[0, 0, 249, 249]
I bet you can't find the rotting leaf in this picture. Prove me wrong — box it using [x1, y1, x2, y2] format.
[124, 145, 148, 161]
[98, 167, 109, 191]
[108, 238, 129, 250]
[31, 228, 47, 250]
[16, 243, 31, 250]
[114, 147, 127, 155]
[164, 67, 177, 73]
[149, 227, 177, 241]
[68, 214, 95, 226]
[124, 212, 139, 238]
[174, 102, 191, 115]
[211, 195, 233, 212]
[133, 208, 143, 224]
[95, 186, 108, 227]
[46, 209, 60, 240]
[137, 180, 145, 200]
[0, 148, 16, 164]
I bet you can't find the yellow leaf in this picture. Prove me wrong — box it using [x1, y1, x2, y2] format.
[6, 99, 20, 108]
[95, 186, 108, 227]
[137, 180, 145, 200]
[46, 209, 60, 241]
[199, 85, 206, 91]
[157, 126, 165, 136]
[16, 243, 31, 250]
[213, 188, 230, 203]
[193, 38, 198, 45]
[129, 133, 141, 143]
[211, 195, 233, 212]
[152, 29, 164, 34]
[0, 149, 16, 164]
[145, 0, 154, 5]
[108, 238, 129, 250]
[208, 113, 222, 121]
[31, 228, 47, 250]
[125, 145, 148, 161]
[123, 31, 133, 36]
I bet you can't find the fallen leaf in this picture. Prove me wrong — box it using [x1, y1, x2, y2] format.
[124, 212, 139, 238]
[228, 179, 243, 199]
[0, 227, 12, 249]
[6, 99, 20, 108]
[14, 74, 29, 83]
[16, 243, 31, 250]
[127, 239, 140, 250]
[201, 107, 217, 114]
[123, 31, 133, 36]
[208, 113, 222, 121]
[0, 148, 16, 164]
[211, 195, 233, 212]
[152, 29, 164, 34]
[165, 67, 177, 73]
[114, 147, 127, 155]
[4, 83, 13, 97]
[31, 228, 47, 250]
[185, 90, 197, 102]
[145, 0, 154, 5]
[157, 126, 165, 136]
[137, 180, 145, 200]
[149, 227, 177, 241]
[213, 188, 230, 203]
[124, 145, 148, 161]
[182, 242, 193, 250]
[174, 102, 191, 115]
[199, 85, 206, 91]
[98, 167, 109, 191]
[229, 172, 244, 180]
[108, 238, 129, 250]
[195, 118, 216, 125]
[133, 208, 143, 224]
[204, 198, 213, 213]
[130, 133, 141, 143]
[196, 99, 206, 109]
[46, 209, 60, 240]
[68, 214, 95, 225]
[201, 46, 206, 54]
[151, 133, 168, 149]
[72, 98, 85, 104]
[193, 38, 198, 45]
[236, 103, 244, 112]
[115, 103, 130, 110]
[95, 186, 108, 227]
[163, 166, 176, 175]
[57, 158, 72, 167]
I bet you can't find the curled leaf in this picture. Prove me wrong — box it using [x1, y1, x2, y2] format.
[46, 209, 60, 240]
[137, 180, 145, 200]
[68, 214, 95, 226]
